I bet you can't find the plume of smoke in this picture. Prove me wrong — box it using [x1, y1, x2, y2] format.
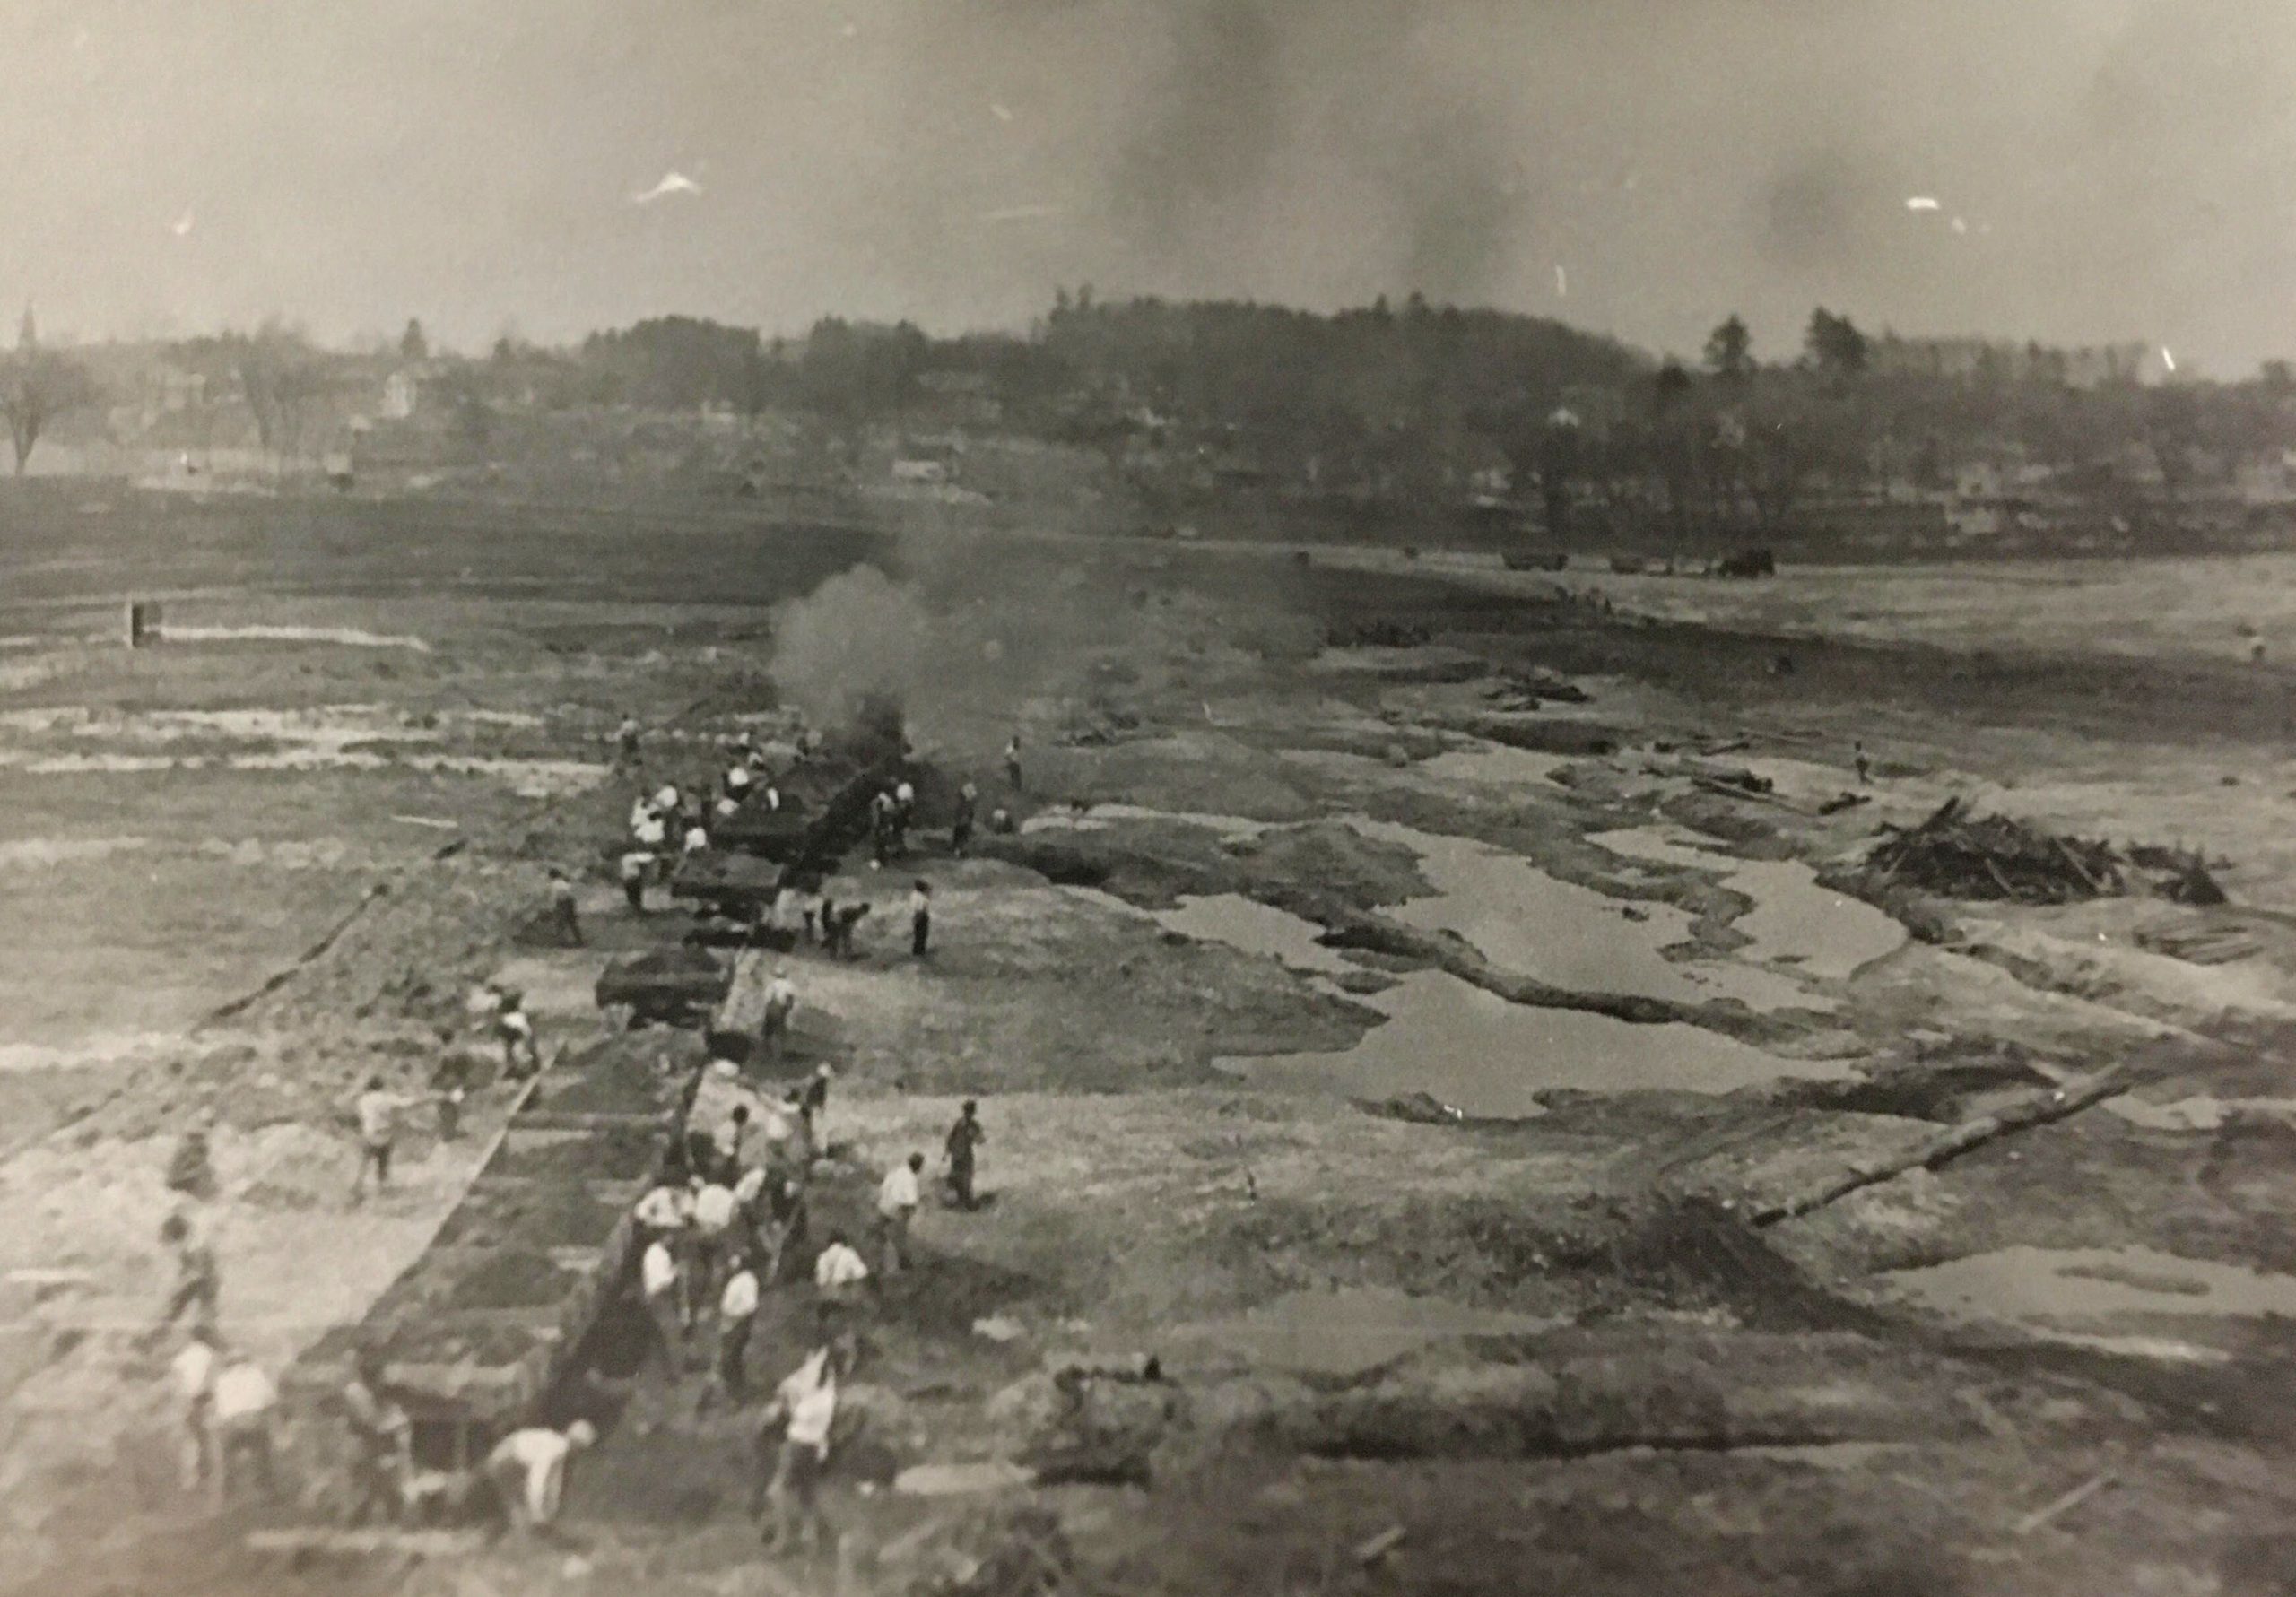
[765, 539, 1170, 758]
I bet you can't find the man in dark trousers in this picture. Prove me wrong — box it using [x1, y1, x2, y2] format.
[944, 1099, 985, 1211]
[951, 780, 978, 857]
[826, 901, 871, 959]
[1004, 734, 1023, 792]
[909, 880, 932, 959]
[546, 868, 583, 946]
[341, 1346, 411, 1526]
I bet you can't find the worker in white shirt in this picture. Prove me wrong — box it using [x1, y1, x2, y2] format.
[483, 1419, 596, 1536]
[754, 1094, 796, 1173]
[628, 794, 653, 832]
[634, 1178, 693, 1238]
[169, 1325, 221, 1492]
[210, 1354, 279, 1503]
[652, 783, 681, 816]
[683, 820, 709, 858]
[689, 1176, 740, 1317]
[709, 1256, 762, 1408]
[350, 1074, 425, 1203]
[726, 761, 753, 799]
[496, 993, 542, 1079]
[619, 847, 652, 914]
[874, 1152, 925, 1276]
[641, 1236, 685, 1374]
[757, 1347, 838, 1554]
[714, 1104, 751, 1176]
[759, 966, 796, 1063]
[813, 1231, 869, 1302]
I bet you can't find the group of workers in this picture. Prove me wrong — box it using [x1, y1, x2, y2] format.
[143, 720, 1018, 1548]
[620, 1067, 991, 1553]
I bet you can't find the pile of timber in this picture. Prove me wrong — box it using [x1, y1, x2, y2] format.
[1860, 798, 2231, 908]
[1860, 798, 2126, 905]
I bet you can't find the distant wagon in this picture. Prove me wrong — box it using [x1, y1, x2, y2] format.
[1713, 547, 1777, 578]
[595, 946, 731, 1029]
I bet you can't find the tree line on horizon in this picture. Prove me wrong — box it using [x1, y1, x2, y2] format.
[4, 295, 2292, 542]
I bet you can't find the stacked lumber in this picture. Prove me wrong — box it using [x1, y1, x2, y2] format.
[1861, 798, 2126, 904]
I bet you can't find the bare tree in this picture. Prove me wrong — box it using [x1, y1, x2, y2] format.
[0, 350, 99, 475]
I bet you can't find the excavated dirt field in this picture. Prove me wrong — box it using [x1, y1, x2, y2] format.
[4, 501, 2296, 1595]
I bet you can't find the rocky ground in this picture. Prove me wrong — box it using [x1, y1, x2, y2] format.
[3, 505, 2295, 1595]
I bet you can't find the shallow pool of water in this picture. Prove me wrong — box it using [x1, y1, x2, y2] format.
[161, 624, 430, 651]
[1417, 743, 1572, 788]
[1590, 827, 1906, 982]
[1887, 1245, 2296, 1332]
[2103, 1095, 2296, 1132]
[1153, 895, 1359, 975]
[1357, 819, 1708, 1003]
[1165, 1286, 1551, 1376]
[1226, 969, 1846, 1117]
[1020, 803, 1276, 841]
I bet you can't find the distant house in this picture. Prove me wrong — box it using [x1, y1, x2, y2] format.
[1953, 461, 2005, 501]
[1945, 501, 2005, 539]
[380, 369, 422, 421]
[2235, 449, 2296, 506]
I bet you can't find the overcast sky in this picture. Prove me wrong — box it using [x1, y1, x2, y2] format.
[8, 0, 2292, 372]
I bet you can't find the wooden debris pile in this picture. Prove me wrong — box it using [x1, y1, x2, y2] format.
[1862, 798, 2126, 903]
[1482, 666, 1590, 711]
[1325, 620, 1432, 648]
[1861, 798, 2233, 907]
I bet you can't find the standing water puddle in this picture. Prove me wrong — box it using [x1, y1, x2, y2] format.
[1045, 812, 1851, 1112]
[1417, 743, 1572, 787]
[1227, 969, 1846, 1118]
[1022, 803, 1275, 841]
[1590, 828, 1905, 982]
[1356, 819, 1709, 1003]
[1886, 1246, 2296, 1360]
[1163, 1287, 1549, 1377]
[1153, 895, 1359, 975]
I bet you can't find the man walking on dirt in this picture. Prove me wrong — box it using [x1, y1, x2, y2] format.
[825, 901, 871, 959]
[169, 1324, 220, 1493]
[952, 780, 978, 857]
[756, 1344, 839, 1556]
[342, 1345, 412, 1527]
[909, 879, 933, 959]
[496, 992, 542, 1079]
[616, 716, 641, 768]
[759, 965, 796, 1062]
[1004, 734, 1023, 792]
[546, 867, 583, 946]
[210, 1352, 280, 1504]
[709, 1254, 761, 1409]
[801, 1062, 833, 1148]
[641, 1234, 685, 1375]
[690, 1173, 740, 1320]
[874, 1152, 925, 1275]
[944, 1100, 985, 1211]
[350, 1074, 423, 1204]
[152, 1210, 220, 1340]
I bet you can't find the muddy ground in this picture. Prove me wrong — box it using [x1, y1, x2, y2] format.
[4, 499, 2296, 1595]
